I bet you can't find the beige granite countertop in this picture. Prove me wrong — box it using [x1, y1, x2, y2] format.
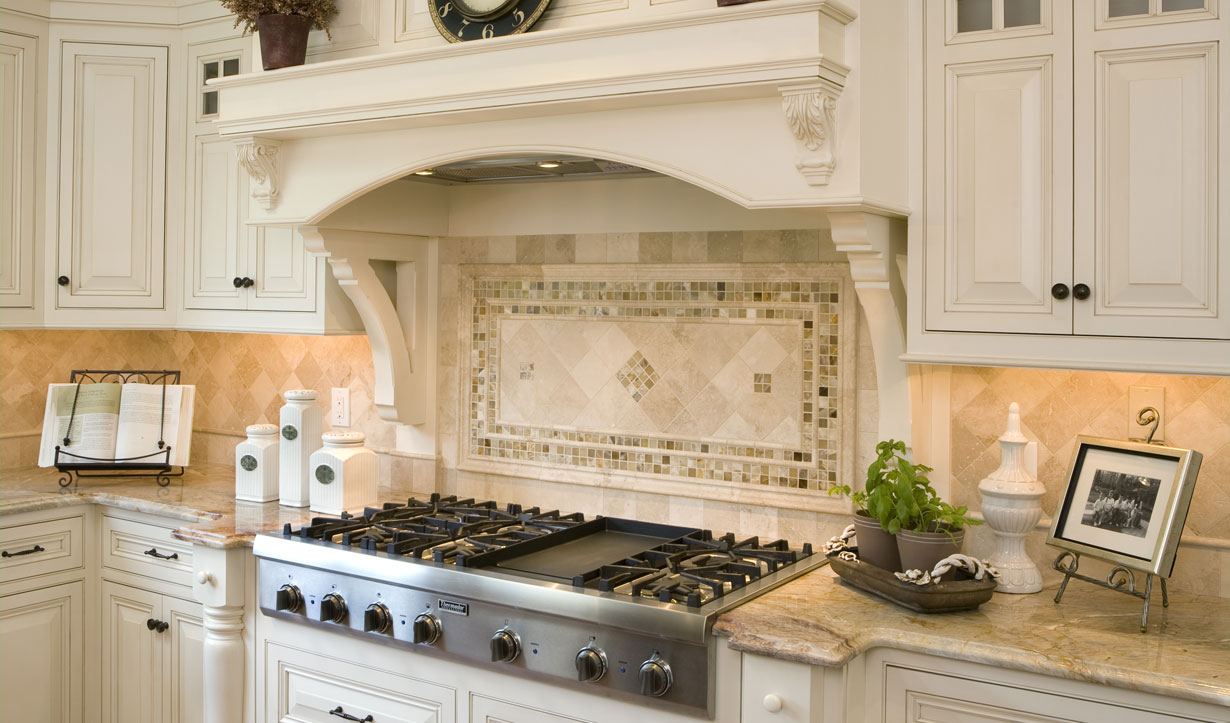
[714, 564, 1230, 708]
[0, 464, 430, 548]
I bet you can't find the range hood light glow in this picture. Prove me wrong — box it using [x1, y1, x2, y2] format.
[414, 169, 435, 176]
[536, 161, 562, 169]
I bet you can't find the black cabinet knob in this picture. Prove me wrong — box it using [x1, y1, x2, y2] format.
[233, 277, 244, 288]
[242, 277, 254, 288]
[57, 275, 69, 286]
[1050, 283, 1069, 300]
[146, 618, 168, 633]
[1073, 283, 1091, 301]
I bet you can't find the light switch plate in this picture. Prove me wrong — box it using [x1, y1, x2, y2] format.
[1128, 386, 1164, 443]
[331, 387, 351, 428]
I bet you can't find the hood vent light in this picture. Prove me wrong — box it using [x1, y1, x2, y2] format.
[402, 156, 654, 185]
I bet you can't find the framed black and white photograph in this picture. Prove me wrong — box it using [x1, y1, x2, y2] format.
[1048, 436, 1202, 577]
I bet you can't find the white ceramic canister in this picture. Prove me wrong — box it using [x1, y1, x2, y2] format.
[308, 431, 378, 515]
[278, 389, 322, 507]
[235, 424, 279, 502]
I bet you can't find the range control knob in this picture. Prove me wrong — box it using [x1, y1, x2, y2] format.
[319, 593, 347, 623]
[490, 629, 521, 663]
[363, 603, 391, 634]
[639, 654, 673, 697]
[412, 613, 442, 645]
[575, 646, 607, 683]
[275, 584, 303, 613]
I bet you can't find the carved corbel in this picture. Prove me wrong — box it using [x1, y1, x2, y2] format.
[234, 137, 282, 210]
[780, 81, 841, 186]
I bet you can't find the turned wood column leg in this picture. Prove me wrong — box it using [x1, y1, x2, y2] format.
[202, 603, 245, 723]
[192, 545, 249, 723]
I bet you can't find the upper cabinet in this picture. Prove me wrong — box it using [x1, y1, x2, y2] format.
[55, 42, 168, 310]
[911, 0, 1230, 374]
[0, 31, 38, 312]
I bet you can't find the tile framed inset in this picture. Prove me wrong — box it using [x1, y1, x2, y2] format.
[460, 264, 855, 494]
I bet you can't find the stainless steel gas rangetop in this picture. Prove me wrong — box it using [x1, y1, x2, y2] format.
[254, 494, 825, 717]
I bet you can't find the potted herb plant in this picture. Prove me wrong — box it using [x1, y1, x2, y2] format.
[220, 0, 337, 70]
[829, 440, 981, 573]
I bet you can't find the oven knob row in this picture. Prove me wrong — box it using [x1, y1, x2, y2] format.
[319, 593, 347, 623]
[363, 603, 391, 634]
[275, 584, 304, 613]
[413, 613, 442, 645]
[639, 654, 673, 697]
[575, 646, 607, 683]
[490, 629, 521, 663]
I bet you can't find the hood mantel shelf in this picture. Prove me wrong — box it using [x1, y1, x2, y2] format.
[214, 0, 915, 452]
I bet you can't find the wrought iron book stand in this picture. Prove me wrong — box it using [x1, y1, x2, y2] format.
[53, 369, 185, 488]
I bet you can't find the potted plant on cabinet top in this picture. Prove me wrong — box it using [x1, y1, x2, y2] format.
[829, 440, 981, 573]
[220, 0, 337, 71]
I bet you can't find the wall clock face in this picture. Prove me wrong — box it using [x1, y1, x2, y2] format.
[429, 0, 550, 42]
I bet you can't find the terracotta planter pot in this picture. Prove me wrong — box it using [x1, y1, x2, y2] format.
[852, 512, 901, 572]
[896, 528, 966, 574]
[257, 14, 311, 70]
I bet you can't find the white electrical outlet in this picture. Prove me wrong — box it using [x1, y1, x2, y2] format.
[331, 387, 351, 428]
[1128, 386, 1165, 443]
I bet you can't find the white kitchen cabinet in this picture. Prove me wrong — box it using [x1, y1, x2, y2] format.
[101, 580, 204, 723]
[912, 0, 1230, 373]
[55, 41, 168, 310]
[0, 31, 38, 311]
[0, 581, 83, 723]
[469, 696, 593, 722]
[184, 37, 316, 317]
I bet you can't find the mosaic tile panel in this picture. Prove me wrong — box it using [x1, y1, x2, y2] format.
[467, 277, 844, 490]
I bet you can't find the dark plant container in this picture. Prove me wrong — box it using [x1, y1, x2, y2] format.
[897, 527, 965, 574]
[257, 14, 311, 70]
[852, 512, 901, 572]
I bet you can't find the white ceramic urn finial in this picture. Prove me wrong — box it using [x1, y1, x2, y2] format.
[977, 402, 1045, 593]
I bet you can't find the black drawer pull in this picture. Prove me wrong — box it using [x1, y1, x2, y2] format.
[330, 707, 373, 722]
[2, 544, 45, 558]
[144, 548, 178, 561]
[146, 618, 168, 633]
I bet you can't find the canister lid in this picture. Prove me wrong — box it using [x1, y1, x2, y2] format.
[284, 389, 319, 401]
[322, 431, 365, 446]
[245, 423, 278, 436]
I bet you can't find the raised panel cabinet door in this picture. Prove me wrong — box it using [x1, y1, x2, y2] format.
[469, 696, 593, 723]
[57, 42, 167, 309]
[0, 581, 83, 723]
[1074, 12, 1230, 339]
[163, 596, 204, 723]
[249, 226, 315, 312]
[924, 0, 1074, 334]
[0, 32, 37, 309]
[102, 581, 163, 723]
[185, 135, 245, 310]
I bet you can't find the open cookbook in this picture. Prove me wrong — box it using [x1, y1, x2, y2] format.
[37, 383, 196, 467]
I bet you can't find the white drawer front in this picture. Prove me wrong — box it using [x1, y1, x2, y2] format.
[268, 643, 455, 723]
[0, 516, 84, 584]
[101, 516, 194, 587]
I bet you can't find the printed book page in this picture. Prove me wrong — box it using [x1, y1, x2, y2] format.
[37, 383, 122, 466]
[114, 384, 195, 467]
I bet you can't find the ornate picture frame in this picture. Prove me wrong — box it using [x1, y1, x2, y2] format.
[1047, 436, 1202, 578]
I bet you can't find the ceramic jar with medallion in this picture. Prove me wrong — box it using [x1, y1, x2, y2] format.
[278, 389, 322, 507]
[235, 424, 279, 502]
[308, 431, 378, 515]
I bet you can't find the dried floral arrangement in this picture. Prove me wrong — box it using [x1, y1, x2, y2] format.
[220, 0, 337, 38]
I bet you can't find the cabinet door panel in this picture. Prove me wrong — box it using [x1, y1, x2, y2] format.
[469, 696, 592, 723]
[250, 226, 314, 312]
[186, 135, 245, 310]
[0, 582, 83, 723]
[164, 596, 204, 723]
[924, 1, 1072, 335]
[1075, 40, 1228, 338]
[0, 33, 36, 309]
[102, 581, 162, 723]
[57, 43, 167, 309]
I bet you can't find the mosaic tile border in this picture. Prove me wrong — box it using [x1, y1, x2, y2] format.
[463, 267, 852, 492]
